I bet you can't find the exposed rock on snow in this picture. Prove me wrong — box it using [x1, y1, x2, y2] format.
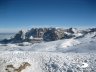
[43, 29, 59, 41]
[5, 62, 31, 72]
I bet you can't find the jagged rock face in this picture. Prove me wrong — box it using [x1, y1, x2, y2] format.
[43, 29, 59, 41]
[12, 30, 24, 43]
[25, 28, 47, 39]
[21, 28, 66, 42]
[43, 28, 66, 41]
[66, 28, 74, 34]
[26, 28, 38, 38]
[11, 28, 58, 42]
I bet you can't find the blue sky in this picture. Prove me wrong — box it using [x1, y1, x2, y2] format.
[0, 0, 96, 32]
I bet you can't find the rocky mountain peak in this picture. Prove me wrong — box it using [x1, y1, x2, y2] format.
[0, 27, 96, 44]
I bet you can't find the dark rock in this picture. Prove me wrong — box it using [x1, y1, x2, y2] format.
[12, 30, 24, 43]
[43, 29, 59, 41]
[0, 39, 12, 44]
[66, 28, 74, 34]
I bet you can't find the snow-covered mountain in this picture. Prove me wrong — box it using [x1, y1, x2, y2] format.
[1, 27, 96, 44]
[0, 27, 96, 72]
[0, 29, 96, 52]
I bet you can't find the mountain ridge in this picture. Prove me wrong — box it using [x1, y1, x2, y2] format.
[0, 27, 96, 44]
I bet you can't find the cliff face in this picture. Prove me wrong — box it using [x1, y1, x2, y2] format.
[25, 28, 48, 38]
[14, 28, 65, 42]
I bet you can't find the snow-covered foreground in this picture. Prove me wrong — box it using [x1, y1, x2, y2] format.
[0, 51, 96, 72]
[0, 39, 96, 72]
[0, 32, 96, 72]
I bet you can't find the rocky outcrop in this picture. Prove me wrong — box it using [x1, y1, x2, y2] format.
[12, 30, 24, 43]
[43, 29, 59, 41]
[24, 28, 65, 42]
[43, 28, 65, 41]
[5, 62, 31, 72]
[25, 28, 48, 39]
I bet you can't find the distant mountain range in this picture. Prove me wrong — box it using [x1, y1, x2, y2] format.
[0, 27, 96, 44]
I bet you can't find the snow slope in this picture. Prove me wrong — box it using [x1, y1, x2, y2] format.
[0, 52, 96, 72]
[0, 37, 96, 53]
[0, 29, 96, 72]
